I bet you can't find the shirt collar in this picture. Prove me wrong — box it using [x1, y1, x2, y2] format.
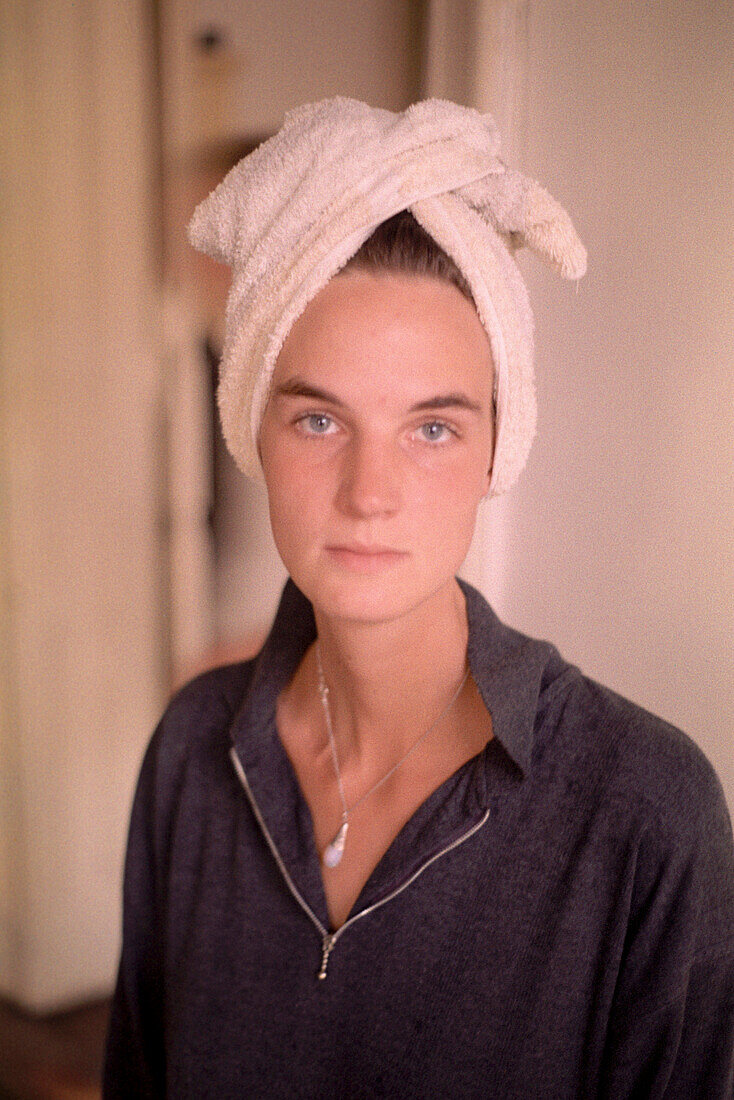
[459, 577, 555, 776]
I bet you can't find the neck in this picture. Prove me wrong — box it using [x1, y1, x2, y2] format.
[311, 578, 469, 766]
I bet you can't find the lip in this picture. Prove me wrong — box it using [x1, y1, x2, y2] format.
[326, 543, 408, 573]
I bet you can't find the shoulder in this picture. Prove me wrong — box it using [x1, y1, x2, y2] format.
[541, 664, 733, 929]
[123, 659, 260, 875]
[537, 662, 734, 966]
[162, 659, 257, 736]
[139, 658, 258, 790]
[546, 665, 729, 838]
[461, 577, 730, 844]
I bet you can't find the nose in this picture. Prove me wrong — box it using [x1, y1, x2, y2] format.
[336, 434, 401, 518]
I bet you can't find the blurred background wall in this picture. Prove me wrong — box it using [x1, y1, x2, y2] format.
[470, 0, 733, 827]
[1, 0, 731, 1013]
[1, 0, 166, 1012]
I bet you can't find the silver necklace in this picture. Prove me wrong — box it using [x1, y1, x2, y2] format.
[316, 643, 470, 869]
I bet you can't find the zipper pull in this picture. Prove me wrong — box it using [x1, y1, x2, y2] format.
[318, 933, 336, 980]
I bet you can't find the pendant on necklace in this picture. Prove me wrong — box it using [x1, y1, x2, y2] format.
[323, 820, 348, 868]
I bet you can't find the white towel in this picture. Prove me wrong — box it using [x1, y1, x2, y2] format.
[189, 96, 586, 496]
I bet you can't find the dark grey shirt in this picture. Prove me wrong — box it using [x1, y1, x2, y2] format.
[104, 579, 734, 1098]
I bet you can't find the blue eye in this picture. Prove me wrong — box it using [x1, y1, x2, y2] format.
[419, 421, 452, 443]
[299, 413, 335, 435]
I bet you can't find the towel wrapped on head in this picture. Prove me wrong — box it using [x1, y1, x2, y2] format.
[188, 96, 586, 497]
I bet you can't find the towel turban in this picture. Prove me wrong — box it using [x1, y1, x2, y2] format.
[188, 96, 586, 496]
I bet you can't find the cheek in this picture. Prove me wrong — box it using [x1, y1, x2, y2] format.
[262, 452, 331, 569]
[264, 488, 308, 578]
[407, 468, 484, 563]
[411, 450, 487, 514]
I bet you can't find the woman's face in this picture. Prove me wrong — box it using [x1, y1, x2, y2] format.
[258, 269, 494, 626]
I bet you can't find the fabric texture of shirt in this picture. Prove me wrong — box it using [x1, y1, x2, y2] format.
[104, 578, 734, 1098]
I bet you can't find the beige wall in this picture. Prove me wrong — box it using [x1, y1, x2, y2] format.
[0, 0, 165, 1010]
[468, 0, 733, 813]
[161, 0, 423, 156]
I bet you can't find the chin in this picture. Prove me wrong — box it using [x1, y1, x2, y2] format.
[295, 563, 461, 628]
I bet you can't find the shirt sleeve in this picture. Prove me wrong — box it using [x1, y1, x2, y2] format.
[103, 728, 167, 1099]
[599, 761, 734, 1098]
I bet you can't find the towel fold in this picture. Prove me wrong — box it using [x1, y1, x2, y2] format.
[189, 96, 586, 496]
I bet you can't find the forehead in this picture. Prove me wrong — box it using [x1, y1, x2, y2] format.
[271, 270, 494, 406]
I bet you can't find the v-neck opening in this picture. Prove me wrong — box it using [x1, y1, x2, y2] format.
[229, 577, 548, 929]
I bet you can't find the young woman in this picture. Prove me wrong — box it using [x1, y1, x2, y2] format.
[104, 98, 734, 1098]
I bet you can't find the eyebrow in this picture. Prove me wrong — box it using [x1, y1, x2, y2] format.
[272, 378, 483, 415]
[409, 393, 483, 415]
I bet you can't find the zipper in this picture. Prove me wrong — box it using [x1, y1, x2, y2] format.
[318, 933, 337, 980]
[230, 746, 327, 939]
[230, 745, 490, 981]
